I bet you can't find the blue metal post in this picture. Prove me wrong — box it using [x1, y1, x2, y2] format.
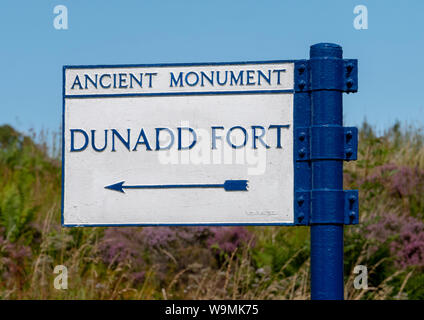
[310, 43, 345, 300]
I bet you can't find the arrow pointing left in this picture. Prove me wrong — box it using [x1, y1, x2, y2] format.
[105, 180, 249, 193]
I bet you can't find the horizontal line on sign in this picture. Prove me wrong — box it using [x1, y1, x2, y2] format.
[62, 222, 296, 227]
[64, 89, 294, 99]
[63, 60, 296, 70]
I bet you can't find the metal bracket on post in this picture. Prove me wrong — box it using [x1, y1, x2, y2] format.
[294, 59, 358, 93]
[308, 58, 358, 93]
[295, 190, 359, 225]
[295, 126, 358, 161]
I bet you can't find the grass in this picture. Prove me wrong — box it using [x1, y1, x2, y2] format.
[0, 121, 423, 299]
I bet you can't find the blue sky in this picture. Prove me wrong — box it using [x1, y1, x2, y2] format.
[0, 0, 423, 134]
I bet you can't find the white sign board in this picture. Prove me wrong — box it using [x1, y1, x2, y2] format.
[62, 62, 295, 226]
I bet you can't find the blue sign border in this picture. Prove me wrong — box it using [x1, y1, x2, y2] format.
[61, 60, 308, 227]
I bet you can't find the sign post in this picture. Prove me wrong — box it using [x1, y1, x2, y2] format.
[308, 43, 358, 299]
[62, 43, 358, 299]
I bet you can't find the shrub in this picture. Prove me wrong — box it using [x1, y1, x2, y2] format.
[366, 213, 424, 269]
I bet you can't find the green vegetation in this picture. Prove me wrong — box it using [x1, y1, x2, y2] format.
[0, 122, 423, 299]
